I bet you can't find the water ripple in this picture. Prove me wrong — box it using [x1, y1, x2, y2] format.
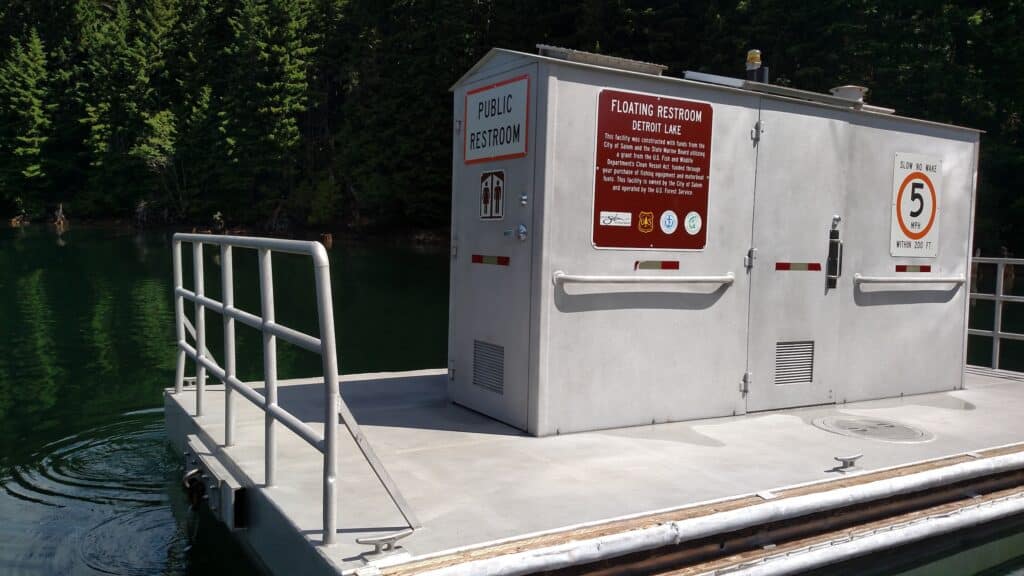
[0, 415, 191, 575]
[78, 507, 187, 576]
[4, 417, 174, 507]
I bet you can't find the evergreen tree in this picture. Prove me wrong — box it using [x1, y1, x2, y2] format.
[76, 1, 149, 214]
[220, 0, 313, 223]
[0, 29, 51, 216]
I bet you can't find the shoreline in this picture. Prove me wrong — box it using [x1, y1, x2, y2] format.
[6, 218, 451, 246]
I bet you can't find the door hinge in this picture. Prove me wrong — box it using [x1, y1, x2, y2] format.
[744, 247, 757, 269]
[741, 371, 752, 394]
[450, 240, 457, 259]
[751, 120, 765, 143]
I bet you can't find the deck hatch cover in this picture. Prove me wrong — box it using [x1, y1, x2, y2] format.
[775, 340, 815, 385]
[473, 340, 504, 394]
[813, 416, 934, 443]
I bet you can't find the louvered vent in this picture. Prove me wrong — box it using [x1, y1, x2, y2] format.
[775, 341, 815, 385]
[473, 340, 504, 394]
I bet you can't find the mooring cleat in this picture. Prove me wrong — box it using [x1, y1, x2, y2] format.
[834, 453, 863, 471]
[356, 528, 414, 554]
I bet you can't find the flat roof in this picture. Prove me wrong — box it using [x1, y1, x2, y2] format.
[452, 48, 982, 135]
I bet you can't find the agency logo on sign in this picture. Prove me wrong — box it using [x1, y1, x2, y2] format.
[638, 211, 654, 234]
[599, 211, 632, 227]
[684, 211, 702, 236]
[660, 210, 678, 235]
[480, 171, 505, 220]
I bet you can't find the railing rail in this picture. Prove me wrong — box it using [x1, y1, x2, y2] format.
[968, 257, 1023, 370]
[172, 233, 418, 545]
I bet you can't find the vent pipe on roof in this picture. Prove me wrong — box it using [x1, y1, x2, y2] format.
[745, 49, 769, 83]
[830, 85, 869, 103]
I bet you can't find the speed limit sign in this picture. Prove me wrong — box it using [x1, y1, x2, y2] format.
[890, 153, 941, 257]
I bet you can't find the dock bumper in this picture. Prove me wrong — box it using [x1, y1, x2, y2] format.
[183, 434, 248, 531]
[388, 446, 1024, 576]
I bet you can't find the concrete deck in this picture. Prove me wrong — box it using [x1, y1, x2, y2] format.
[164, 367, 1024, 575]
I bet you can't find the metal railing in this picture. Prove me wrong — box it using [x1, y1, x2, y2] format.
[968, 257, 1024, 370]
[171, 233, 419, 545]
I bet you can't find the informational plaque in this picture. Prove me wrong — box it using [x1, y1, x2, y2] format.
[593, 89, 713, 250]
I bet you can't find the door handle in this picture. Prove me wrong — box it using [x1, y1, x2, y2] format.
[552, 271, 735, 286]
[854, 273, 965, 286]
[826, 215, 842, 289]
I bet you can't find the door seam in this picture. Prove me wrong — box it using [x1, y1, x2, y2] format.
[742, 97, 764, 412]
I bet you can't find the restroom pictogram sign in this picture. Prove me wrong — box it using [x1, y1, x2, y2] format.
[480, 170, 505, 220]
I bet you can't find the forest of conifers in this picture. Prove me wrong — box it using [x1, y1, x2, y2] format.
[0, 1, 1021, 251]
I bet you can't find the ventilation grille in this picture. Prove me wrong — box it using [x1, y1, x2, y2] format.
[775, 341, 815, 385]
[473, 340, 504, 394]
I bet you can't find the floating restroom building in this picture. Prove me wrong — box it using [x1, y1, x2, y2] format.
[447, 46, 978, 436]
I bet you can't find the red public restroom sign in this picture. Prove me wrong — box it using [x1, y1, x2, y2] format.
[592, 90, 713, 250]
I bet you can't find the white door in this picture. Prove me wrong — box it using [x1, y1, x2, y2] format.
[449, 65, 536, 430]
[746, 99, 846, 411]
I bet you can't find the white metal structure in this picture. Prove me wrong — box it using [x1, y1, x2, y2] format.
[968, 256, 1024, 369]
[449, 48, 980, 435]
[726, 493, 1024, 575]
[418, 450, 1024, 576]
[171, 233, 418, 545]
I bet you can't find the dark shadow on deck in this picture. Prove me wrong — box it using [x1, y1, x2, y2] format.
[256, 373, 525, 437]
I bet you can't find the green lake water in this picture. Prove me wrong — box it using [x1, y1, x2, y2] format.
[0, 224, 1021, 575]
[0, 225, 448, 575]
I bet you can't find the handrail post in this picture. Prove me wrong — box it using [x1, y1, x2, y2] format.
[259, 248, 278, 487]
[314, 259, 340, 546]
[222, 245, 236, 446]
[193, 242, 207, 416]
[173, 239, 186, 394]
[169, 233, 419, 544]
[993, 262, 1005, 369]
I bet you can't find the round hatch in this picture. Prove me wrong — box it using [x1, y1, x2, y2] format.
[812, 416, 934, 444]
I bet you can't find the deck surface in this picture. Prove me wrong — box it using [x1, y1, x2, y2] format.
[164, 367, 1024, 574]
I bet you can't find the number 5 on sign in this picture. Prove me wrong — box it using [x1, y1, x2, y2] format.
[890, 153, 941, 258]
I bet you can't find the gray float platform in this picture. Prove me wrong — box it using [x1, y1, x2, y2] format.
[164, 367, 1024, 575]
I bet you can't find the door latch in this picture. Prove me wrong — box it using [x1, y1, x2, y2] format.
[751, 120, 765, 143]
[826, 215, 842, 289]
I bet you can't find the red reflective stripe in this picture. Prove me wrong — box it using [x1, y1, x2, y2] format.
[895, 265, 932, 272]
[634, 260, 680, 270]
[920, 265, 932, 272]
[471, 254, 510, 266]
[776, 262, 821, 271]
